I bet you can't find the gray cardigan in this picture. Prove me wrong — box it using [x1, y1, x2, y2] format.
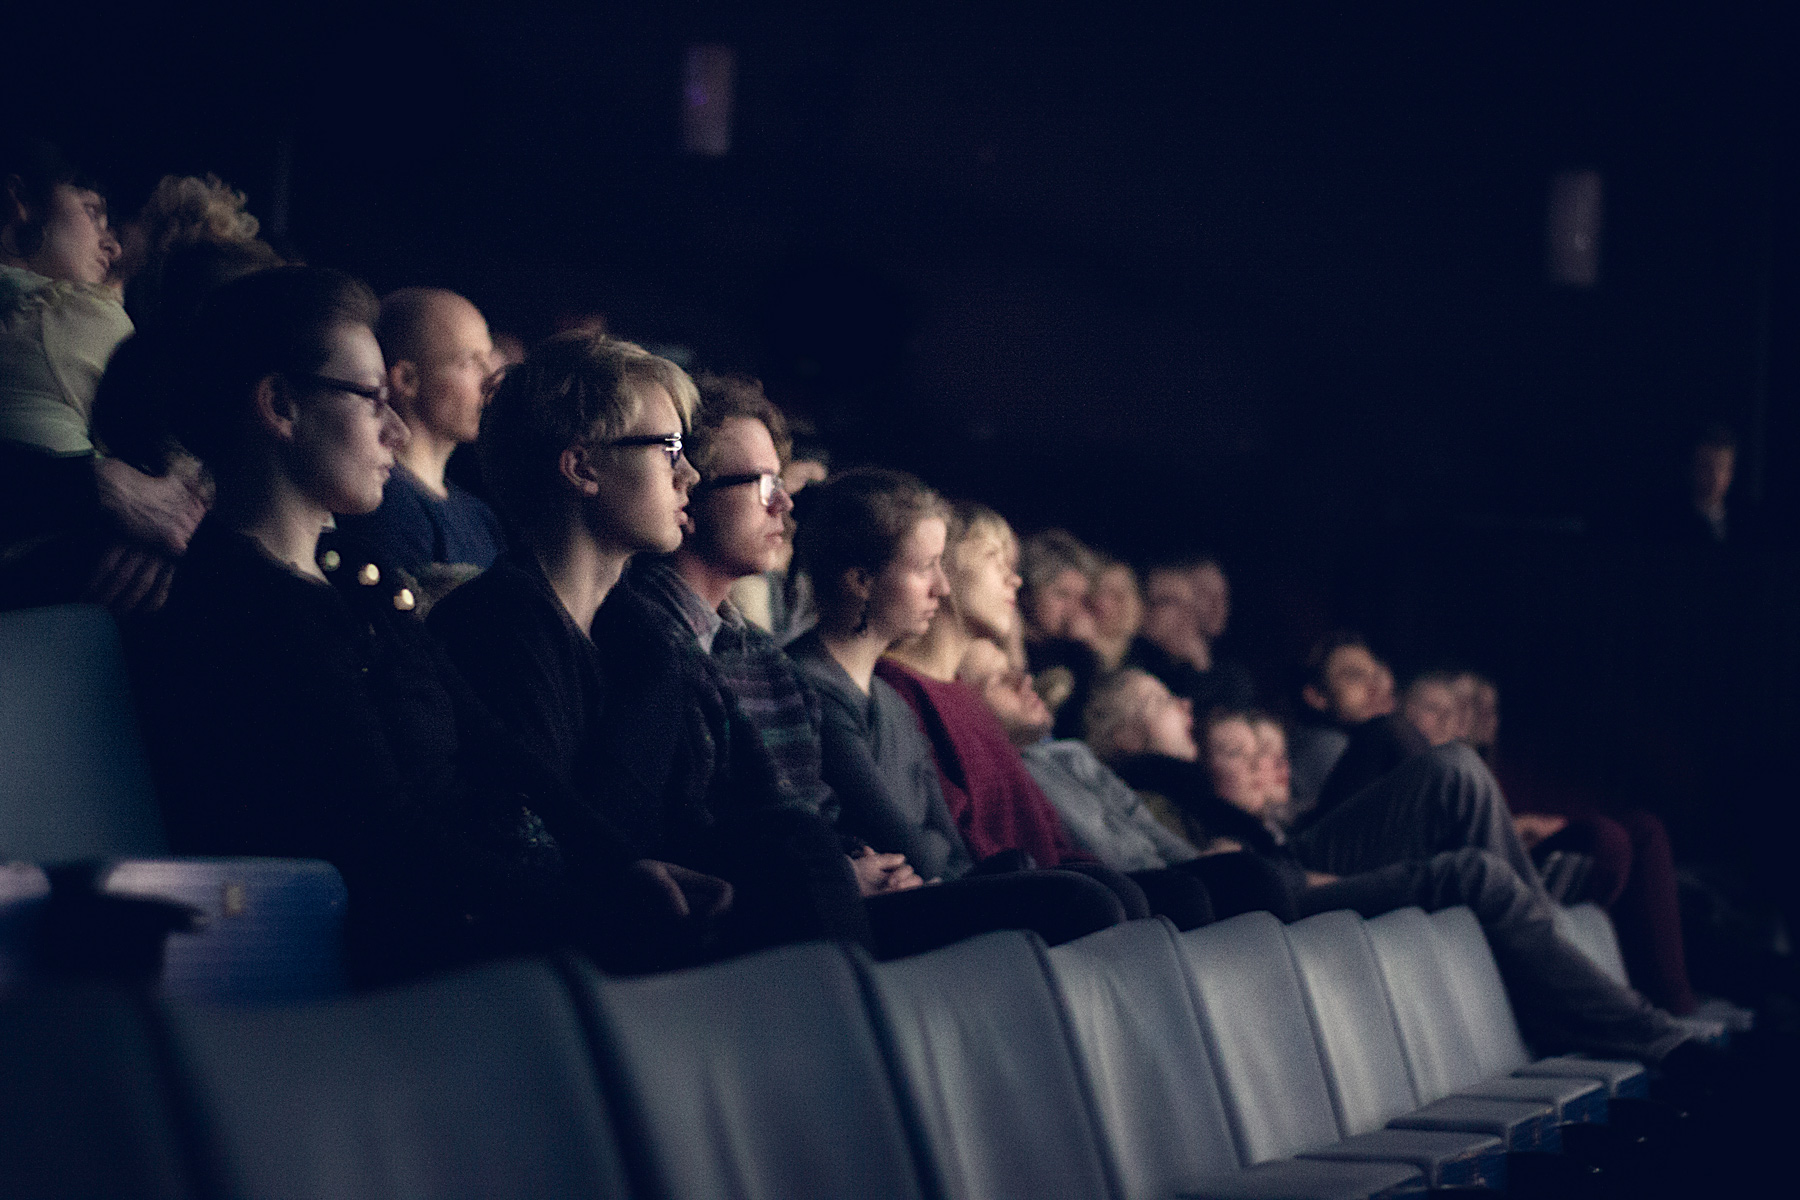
[786, 631, 973, 881]
[1021, 739, 1200, 872]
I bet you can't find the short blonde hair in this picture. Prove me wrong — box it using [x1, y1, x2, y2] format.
[138, 174, 262, 255]
[479, 332, 696, 535]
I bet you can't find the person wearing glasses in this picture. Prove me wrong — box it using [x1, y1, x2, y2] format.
[335, 288, 506, 610]
[430, 335, 873, 964]
[127, 268, 727, 984]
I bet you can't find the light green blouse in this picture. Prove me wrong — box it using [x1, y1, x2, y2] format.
[0, 264, 134, 456]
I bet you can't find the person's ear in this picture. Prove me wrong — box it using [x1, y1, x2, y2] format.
[845, 566, 873, 604]
[1301, 683, 1330, 713]
[253, 374, 300, 442]
[559, 444, 602, 496]
[387, 360, 421, 410]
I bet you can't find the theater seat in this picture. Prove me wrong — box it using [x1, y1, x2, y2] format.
[567, 942, 935, 1200]
[1425, 906, 1648, 1101]
[0, 985, 194, 1199]
[860, 930, 1118, 1200]
[0, 604, 348, 1001]
[1046, 917, 1442, 1198]
[1362, 908, 1606, 1142]
[162, 958, 625, 1200]
[0, 861, 50, 993]
[1171, 911, 1502, 1190]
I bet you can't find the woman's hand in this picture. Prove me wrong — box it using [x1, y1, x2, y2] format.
[849, 847, 923, 896]
[1513, 813, 1569, 851]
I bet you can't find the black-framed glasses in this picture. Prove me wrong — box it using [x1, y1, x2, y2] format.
[600, 432, 685, 468]
[289, 372, 392, 412]
[695, 470, 784, 506]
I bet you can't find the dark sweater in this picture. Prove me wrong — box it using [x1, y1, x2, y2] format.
[335, 464, 505, 575]
[874, 659, 1088, 868]
[787, 631, 973, 880]
[125, 524, 633, 985]
[1304, 713, 1430, 829]
[1110, 754, 1309, 897]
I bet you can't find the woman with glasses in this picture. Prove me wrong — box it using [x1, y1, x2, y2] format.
[430, 332, 873, 964]
[127, 270, 729, 984]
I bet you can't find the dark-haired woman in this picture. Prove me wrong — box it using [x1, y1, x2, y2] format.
[125, 266, 726, 984]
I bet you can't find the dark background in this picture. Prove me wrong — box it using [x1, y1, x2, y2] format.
[13, 1, 1799, 879]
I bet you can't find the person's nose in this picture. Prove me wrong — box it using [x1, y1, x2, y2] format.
[381, 405, 410, 449]
[930, 565, 952, 598]
[676, 453, 701, 489]
[772, 484, 795, 516]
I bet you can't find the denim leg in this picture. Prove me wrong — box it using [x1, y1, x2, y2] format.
[1294, 742, 1544, 894]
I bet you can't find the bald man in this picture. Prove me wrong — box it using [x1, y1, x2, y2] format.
[336, 288, 506, 593]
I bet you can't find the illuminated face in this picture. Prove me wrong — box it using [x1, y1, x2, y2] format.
[406, 295, 495, 444]
[1693, 444, 1735, 510]
[866, 516, 950, 644]
[587, 384, 699, 555]
[1317, 644, 1396, 725]
[689, 417, 793, 580]
[1028, 567, 1090, 640]
[289, 324, 408, 516]
[1188, 563, 1230, 641]
[1133, 674, 1198, 761]
[959, 638, 1053, 746]
[15, 184, 116, 285]
[1205, 717, 1263, 814]
[1250, 719, 1291, 808]
[1087, 564, 1143, 643]
[1402, 680, 1465, 747]
[952, 528, 1021, 642]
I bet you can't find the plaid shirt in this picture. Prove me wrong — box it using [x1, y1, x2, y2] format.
[628, 558, 840, 824]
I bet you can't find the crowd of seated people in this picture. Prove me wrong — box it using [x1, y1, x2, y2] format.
[5, 136, 1786, 1082]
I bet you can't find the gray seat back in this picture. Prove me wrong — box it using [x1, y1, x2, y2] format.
[573, 941, 933, 1200]
[0, 986, 193, 1199]
[1044, 917, 1245, 1200]
[1426, 907, 1533, 1075]
[864, 929, 1119, 1200]
[164, 958, 626, 1200]
[0, 605, 168, 860]
[1362, 908, 1485, 1102]
[1172, 911, 1345, 1164]
[1284, 909, 1422, 1135]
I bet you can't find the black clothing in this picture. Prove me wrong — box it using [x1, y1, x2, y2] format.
[1304, 714, 1430, 830]
[125, 524, 636, 985]
[429, 554, 870, 955]
[1025, 636, 1102, 740]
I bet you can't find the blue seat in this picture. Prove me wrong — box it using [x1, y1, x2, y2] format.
[0, 604, 348, 1002]
[162, 957, 625, 1199]
[568, 941, 936, 1200]
[1171, 912, 1500, 1191]
[1046, 917, 1436, 1199]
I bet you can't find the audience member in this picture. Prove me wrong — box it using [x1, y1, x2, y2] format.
[647, 431, 1125, 952]
[335, 288, 505, 606]
[1085, 674, 1698, 1063]
[124, 267, 727, 983]
[1125, 557, 1257, 721]
[1294, 631, 1430, 823]
[1, 138, 206, 612]
[428, 331, 871, 963]
[114, 173, 278, 324]
[881, 501, 1227, 925]
[1017, 527, 1106, 736]
[1084, 557, 1143, 670]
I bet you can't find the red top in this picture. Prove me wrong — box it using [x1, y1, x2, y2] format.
[874, 659, 1089, 868]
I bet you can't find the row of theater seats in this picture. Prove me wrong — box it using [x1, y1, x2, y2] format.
[0, 605, 349, 1000]
[3, 901, 1682, 1200]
